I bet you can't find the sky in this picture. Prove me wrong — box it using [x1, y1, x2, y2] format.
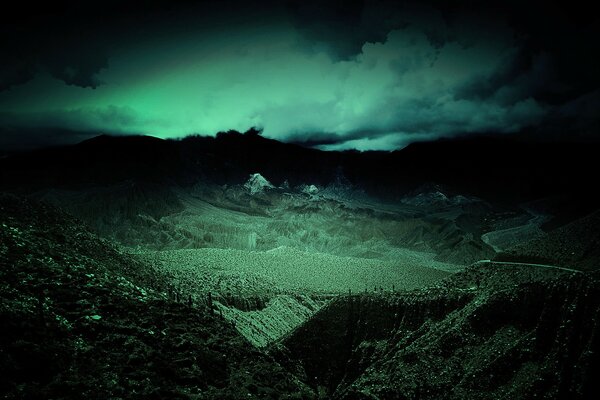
[1, 0, 598, 151]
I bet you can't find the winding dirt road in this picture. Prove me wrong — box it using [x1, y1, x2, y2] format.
[476, 259, 582, 274]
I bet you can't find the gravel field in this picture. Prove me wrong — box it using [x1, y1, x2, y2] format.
[138, 246, 455, 295]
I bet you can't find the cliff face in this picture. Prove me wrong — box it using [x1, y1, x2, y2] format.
[216, 294, 327, 347]
[280, 264, 600, 399]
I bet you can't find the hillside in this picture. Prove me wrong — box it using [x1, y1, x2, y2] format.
[0, 193, 314, 399]
[138, 246, 452, 347]
[496, 210, 600, 270]
[2, 193, 598, 399]
[26, 174, 500, 267]
[279, 263, 600, 399]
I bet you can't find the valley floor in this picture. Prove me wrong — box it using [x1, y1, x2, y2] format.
[134, 246, 455, 346]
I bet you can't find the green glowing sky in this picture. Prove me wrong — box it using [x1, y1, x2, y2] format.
[1, 1, 598, 150]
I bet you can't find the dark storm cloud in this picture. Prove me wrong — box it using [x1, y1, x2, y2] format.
[0, 104, 151, 150]
[287, 0, 404, 60]
[0, 106, 150, 133]
[0, 126, 98, 151]
[501, 1, 599, 103]
[0, 0, 285, 91]
[286, 0, 478, 60]
[0, 0, 598, 150]
[454, 50, 558, 108]
[279, 0, 599, 148]
[287, 128, 390, 148]
[288, 0, 599, 104]
[44, 46, 109, 89]
[287, 132, 345, 148]
[0, 3, 112, 90]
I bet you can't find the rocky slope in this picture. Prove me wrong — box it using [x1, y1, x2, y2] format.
[0, 193, 314, 399]
[278, 263, 600, 399]
[497, 210, 600, 270]
[2, 192, 598, 399]
[136, 246, 451, 347]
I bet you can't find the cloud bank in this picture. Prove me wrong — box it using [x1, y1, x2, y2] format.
[0, 0, 597, 150]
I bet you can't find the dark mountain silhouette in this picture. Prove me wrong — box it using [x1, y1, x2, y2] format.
[1, 129, 598, 211]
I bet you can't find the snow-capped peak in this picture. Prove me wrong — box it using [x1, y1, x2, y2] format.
[300, 184, 319, 195]
[244, 173, 275, 194]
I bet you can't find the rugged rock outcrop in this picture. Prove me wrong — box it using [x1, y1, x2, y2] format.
[244, 173, 275, 194]
[279, 264, 600, 399]
[217, 294, 327, 347]
[0, 194, 314, 399]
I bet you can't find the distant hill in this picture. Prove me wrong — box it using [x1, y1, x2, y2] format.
[0, 193, 313, 399]
[497, 210, 600, 270]
[1, 130, 598, 205]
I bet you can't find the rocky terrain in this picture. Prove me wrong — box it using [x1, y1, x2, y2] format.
[1, 132, 599, 399]
[279, 263, 600, 399]
[497, 211, 600, 271]
[2, 193, 598, 399]
[135, 246, 451, 346]
[31, 177, 498, 266]
[0, 194, 314, 399]
[3, 132, 573, 266]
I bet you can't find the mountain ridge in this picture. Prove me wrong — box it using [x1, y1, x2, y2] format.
[1, 130, 598, 206]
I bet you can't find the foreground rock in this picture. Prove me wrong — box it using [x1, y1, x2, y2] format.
[0, 194, 314, 399]
[279, 263, 600, 399]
